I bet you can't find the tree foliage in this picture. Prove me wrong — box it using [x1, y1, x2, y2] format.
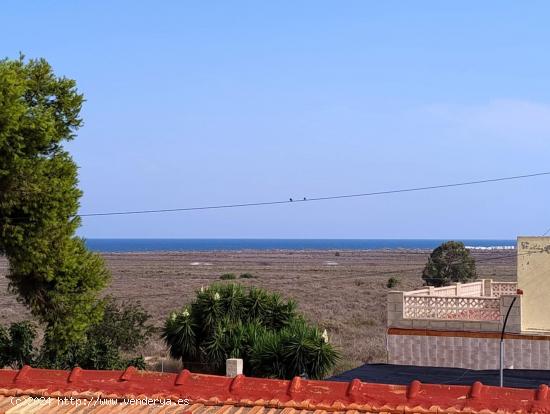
[162, 283, 339, 379]
[0, 56, 110, 353]
[422, 241, 477, 287]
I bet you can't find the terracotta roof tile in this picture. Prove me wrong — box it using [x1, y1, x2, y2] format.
[0, 366, 549, 413]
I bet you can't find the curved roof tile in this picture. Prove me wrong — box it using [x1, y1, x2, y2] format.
[0, 366, 548, 413]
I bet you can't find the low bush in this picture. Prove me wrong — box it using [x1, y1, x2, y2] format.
[386, 277, 400, 288]
[239, 273, 257, 279]
[1, 298, 154, 370]
[220, 273, 236, 280]
[50, 297, 153, 369]
[48, 339, 147, 370]
[0, 321, 37, 369]
[90, 297, 154, 352]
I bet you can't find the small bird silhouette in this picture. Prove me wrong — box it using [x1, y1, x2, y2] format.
[289, 198, 293, 202]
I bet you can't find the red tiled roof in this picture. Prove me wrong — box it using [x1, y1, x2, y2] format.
[0, 365, 549, 413]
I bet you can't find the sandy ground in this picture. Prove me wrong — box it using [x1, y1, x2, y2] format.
[0, 249, 516, 374]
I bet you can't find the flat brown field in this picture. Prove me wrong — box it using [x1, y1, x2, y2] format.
[0, 249, 516, 374]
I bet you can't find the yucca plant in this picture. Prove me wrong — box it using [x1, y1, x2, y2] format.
[249, 330, 286, 378]
[245, 287, 271, 323]
[281, 318, 339, 379]
[244, 287, 296, 329]
[218, 283, 246, 322]
[162, 283, 339, 379]
[266, 295, 297, 330]
[306, 339, 339, 380]
[162, 308, 198, 360]
[250, 318, 339, 379]
[202, 321, 230, 369]
[280, 319, 315, 378]
[194, 286, 224, 332]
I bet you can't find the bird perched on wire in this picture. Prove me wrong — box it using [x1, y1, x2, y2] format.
[289, 198, 293, 202]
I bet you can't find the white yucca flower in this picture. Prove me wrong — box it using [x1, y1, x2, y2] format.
[214, 292, 220, 301]
[182, 308, 190, 318]
[170, 312, 176, 321]
[321, 329, 329, 343]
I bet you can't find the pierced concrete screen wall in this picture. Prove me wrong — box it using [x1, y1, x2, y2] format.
[517, 237, 550, 332]
[387, 281, 521, 334]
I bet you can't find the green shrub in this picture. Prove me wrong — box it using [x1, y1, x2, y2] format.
[49, 338, 147, 371]
[0, 321, 37, 369]
[162, 284, 339, 379]
[220, 273, 236, 280]
[239, 273, 257, 279]
[39, 297, 153, 370]
[89, 297, 154, 352]
[386, 277, 400, 288]
[422, 241, 477, 287]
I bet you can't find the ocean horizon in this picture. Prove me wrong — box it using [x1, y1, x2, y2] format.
[84, 239, 516, 253]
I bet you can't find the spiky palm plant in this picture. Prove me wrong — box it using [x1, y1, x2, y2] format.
[250, 318, 339, 379]
[245, 287, 270, 323]
[162, 308, 198, 360]
[202, 321, 229, 369]
[162, 283, 339, 378]
[194, 287, 224, 332]
[249, 330, 286, 378]
[218, 283, 246, 322]
[280, 319, 315, 377]
[245, 288, 296, 329]
[282, 318, 339, 379]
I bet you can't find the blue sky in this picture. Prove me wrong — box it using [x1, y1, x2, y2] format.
[2, 1, 550, 238]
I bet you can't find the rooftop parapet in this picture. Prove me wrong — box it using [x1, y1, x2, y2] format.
[388, 279, 521, 333]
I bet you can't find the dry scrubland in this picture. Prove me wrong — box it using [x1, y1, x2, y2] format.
[0, 249, 516, 374]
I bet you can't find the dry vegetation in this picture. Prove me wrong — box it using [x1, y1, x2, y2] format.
[0, 249, 516, 374]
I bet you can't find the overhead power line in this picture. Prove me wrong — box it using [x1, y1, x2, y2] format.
[79, 171, 550, 218]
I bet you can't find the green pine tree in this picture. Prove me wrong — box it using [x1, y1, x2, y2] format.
[0, 56, 110, 356]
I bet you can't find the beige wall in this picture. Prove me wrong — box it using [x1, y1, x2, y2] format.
[517, 236, 550, 332]
[388, 331, 550, 370]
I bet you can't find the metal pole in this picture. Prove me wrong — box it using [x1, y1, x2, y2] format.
[499, 340, 504, 387]
[499, 296, 517, 388]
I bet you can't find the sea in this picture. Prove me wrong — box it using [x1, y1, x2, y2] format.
[84, 239, 516, 253]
